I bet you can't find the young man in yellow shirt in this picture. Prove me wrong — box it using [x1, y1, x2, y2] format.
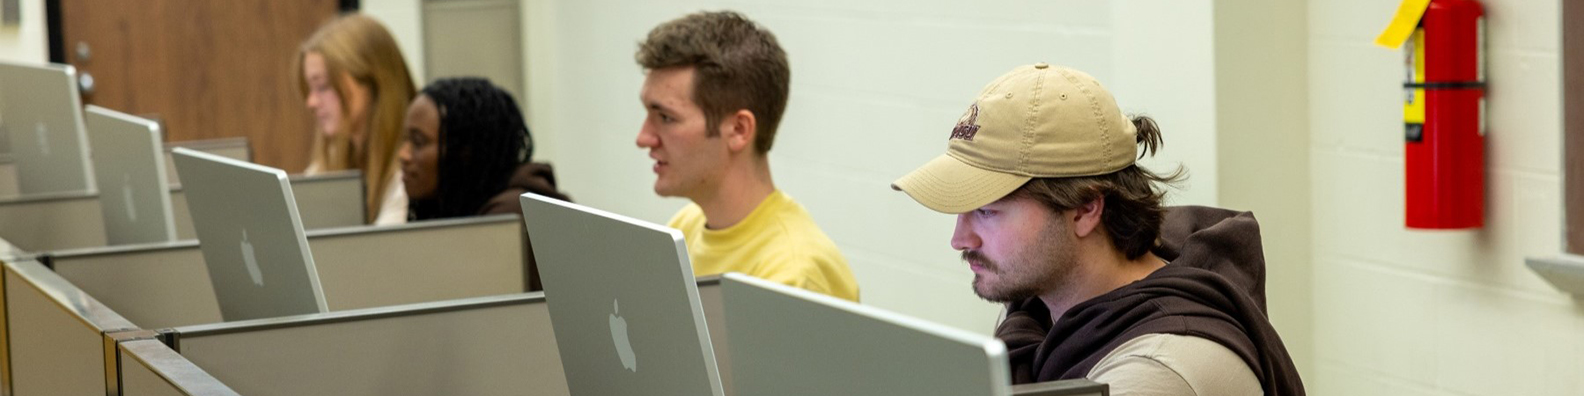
[634, 11, 859, 301]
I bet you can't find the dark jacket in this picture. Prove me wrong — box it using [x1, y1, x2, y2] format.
[994, 206, 1304, 395]
[481, 162, 571, 216]
[481, 162, 571, 292]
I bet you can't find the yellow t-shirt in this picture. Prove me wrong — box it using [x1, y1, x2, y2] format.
[668, 190, 860, 302]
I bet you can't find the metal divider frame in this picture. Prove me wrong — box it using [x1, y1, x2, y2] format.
[117, 338, 243, 396]
[104, 328, 160, 395]
[156, 327, 181, 354]
[1, 257, 10, 395]
[1010, 379, 1109, 396]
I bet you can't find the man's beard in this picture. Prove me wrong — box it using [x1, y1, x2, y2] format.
[964, 225, 1076, 303]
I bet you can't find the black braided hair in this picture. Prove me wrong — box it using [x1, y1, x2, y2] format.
[408, 77, 531, 220]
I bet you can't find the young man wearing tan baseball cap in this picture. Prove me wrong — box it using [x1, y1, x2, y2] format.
[893, 63, 1304, 395]
[634, 11, 859, 301]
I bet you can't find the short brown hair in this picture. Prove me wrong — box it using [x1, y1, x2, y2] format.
[636, 11, 790, 155]
[1010, 116, 1183, 259]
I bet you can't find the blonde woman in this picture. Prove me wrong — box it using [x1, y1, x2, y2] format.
[295, 13, 415, 225]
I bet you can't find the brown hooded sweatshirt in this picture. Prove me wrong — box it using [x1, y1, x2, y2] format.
[994, 206, 1305, 396]
[480, 162, 571, 215]
[479, 161, 571, 292]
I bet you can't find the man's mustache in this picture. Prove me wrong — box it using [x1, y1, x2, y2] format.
[962, 250, 995, 271]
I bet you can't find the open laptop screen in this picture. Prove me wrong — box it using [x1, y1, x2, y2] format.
[85, 105, 177, 245]
[519, 193, 724, 396]
[0, 61, 94, 194]
[722, 272, 1013, 396]
[172, 147, 325, 321]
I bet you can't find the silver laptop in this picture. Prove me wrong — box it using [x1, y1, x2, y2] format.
[172, 147, 327, 321]
[85, 106, 177, 245]
[518, 193, 724, 396]
[0, 61, 95, 194]
[721, 272, 1013, 396]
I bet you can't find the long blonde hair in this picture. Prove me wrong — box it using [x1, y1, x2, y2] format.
[295, 13, 416, 223]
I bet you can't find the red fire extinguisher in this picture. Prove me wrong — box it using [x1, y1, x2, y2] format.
[1403, 0, 1485, 229]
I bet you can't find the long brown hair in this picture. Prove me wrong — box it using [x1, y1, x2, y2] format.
[295, 13, 416, 223]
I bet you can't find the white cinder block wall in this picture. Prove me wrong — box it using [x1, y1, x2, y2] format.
[1309, 0, 1582, 395]
[518, 0, 1219, 335]
[0, 0, 46, 64]
[362, 0, 427, 82]
[1214, 0, 1313, 381]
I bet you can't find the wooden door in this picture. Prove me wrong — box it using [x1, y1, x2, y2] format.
[1568, 0, 1584, 254]
[58, 0, 343, 172]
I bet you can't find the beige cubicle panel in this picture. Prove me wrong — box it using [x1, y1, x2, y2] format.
[49, 214, 527, 329]
[0, 153, 14, 198]
[170, 170, 365, 238]
[1, 258, 138, 396]
[163, 293, 564, 396]
[118, 338, 242, 396]
[164, 138, 250, 186]
[0, 170, 363, 253]
[696, 276, 734, 394]
[0, 190, 102, 252]
[0, 234, 19, 261]
[46, 240, 217, 328]
[0, 138, 248, 202]
[307, 214, 524, 310]
[159, 279, 727, 396]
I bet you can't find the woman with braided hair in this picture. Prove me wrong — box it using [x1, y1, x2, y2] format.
[399, 77, 570, 290]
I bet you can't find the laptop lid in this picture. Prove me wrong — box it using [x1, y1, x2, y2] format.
[0, 61, 95, 194]
[172, 147, 326, 321]
[85, 106, 177, 245]
[721, 272, 1013, 396]
[518, 193, 724, 396]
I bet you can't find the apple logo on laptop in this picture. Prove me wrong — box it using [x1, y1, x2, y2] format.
[33, 122, 49, 156]
[240, 229, 264, 286]
[610, 299, 637, 371]
[121, 173, 137, 222]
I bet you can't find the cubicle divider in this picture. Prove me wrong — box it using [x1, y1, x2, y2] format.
[1, 214, 524, 395]
[0, 236, 19, 262]
[159, 293, 564, 395]
[171, 169, 364, 241]
[155, 278, 726, 396]
[0, 137, 249, 199]
[0, 189, 101, 252]
[6, 249, 1102, 395]
[697, 274, 734, 393]
[0, 153, 13, 199]
[45, 214, 527, 329]
[2, 258, 138, 395]
[148, 275, 1101, 396]
[0, 170, 364, 253]
[1, 258, 243, 396]
[163, 138, 250, 186]
[117, 337, 241, 395]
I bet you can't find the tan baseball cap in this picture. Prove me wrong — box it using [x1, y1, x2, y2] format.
[893, 63, 1138, 214]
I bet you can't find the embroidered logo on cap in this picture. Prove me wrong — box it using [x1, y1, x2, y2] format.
[950, 103, 981, 141]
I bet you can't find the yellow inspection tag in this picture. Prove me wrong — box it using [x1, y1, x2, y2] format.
[1374, 0, 1431, 48]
